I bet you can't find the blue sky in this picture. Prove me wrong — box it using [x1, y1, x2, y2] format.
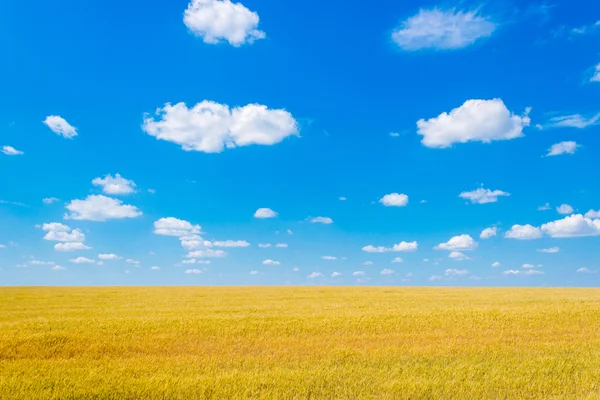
[1, 0, 599, 286]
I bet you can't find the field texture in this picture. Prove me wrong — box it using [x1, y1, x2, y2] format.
[1, 287, 600, 399]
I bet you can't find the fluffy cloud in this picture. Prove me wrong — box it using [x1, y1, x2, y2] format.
[353, 271, 365, 276]
[321, 256, 338, 260]
[98, 254, 123, 260]
[44, 228, 85, 243]
[309, 216, 334, 224]
[504, 224, 542, 240]
[362, 241, 418, 253]
[538, 247, 560, 253]
[65, 195, 141, 221]
[492, 261, 501, 268]
[153, 217, 201, 237]
[363, 261, 374, 266]
[480, 227, 497, 239]
[92, 174, 137, 195]
[541, 214, 600, 238]
[417, 99, 530, 148]
[183, 0, 265, 46]
[577, 267, 597, 274]
[391, 257, 403, 263]
[254, 208, 278, 219]
[51, 265, 66, 271]
[429, 275, 443, 281]
[212, 240, 250, 247]
[435, 235, 477, 251]
[556, 204, 574, 215]
[43, 116, 77, 138]
[448, 251, 471, 260]
[69, 257, 95, 264]
[126, 259, 140, 265]
[143, 101, 298, 153]
[331, 272, 342, 278]
[151, 266, 161, 271]
[262, 259, 281, 266]
[55, 242, 91, 251]
[585, 210, 600, 219]
[391, 8, 496, 50]
[503, 269, 544, 276]
[179, 235, 211, 250]
[43, 198, 59, 204]
[185, 269, 202, 275]
[187, 249, 227, 258]
[445, 268, 469, 276]
[2, 145, 24, 156]
[591, 63, 600, 82]
[460, 188, 510, 204]
[538, 113, 600, 129]
[307, 272, 323, 279]
[380, 269, 395, 275]
[546, 141, 578, 156]
[538, 203, 551, 211]
[379, 193, 409, 207]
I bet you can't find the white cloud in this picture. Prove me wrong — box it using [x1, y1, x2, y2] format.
[460, 188, 510, 204]
[331, 272, 342, 278]
[187, 249, 227, 258]
[98, 254, 123, 260]
[153, 217, 201, 237]
[391, 8, 496, 50]
[2, 145, 24, 156]
[92, 174, 137, 195]
[503, 269, 544, 276]
[505, 224, 543, 240]
[492, 261, 501, 268]
[69, 257, 95, 264]
[258, 243, 272, 248]
[183, 0, 265, 46]
[435, 235, 477, 251]
[321, 256, 337, 260]
[445, 268, 469, 276]
[538, 247, 560, 253]
[448, 251, 471, 260]
[380, 269, 395, 275]
[126, 259, 140, 265]
[143, 101, 297, 153]
[309, 216, 334, 224]
[179, 235, 211, 250]
[391, 257, 403, 263]
[546, 141, 578, 157]
[40, 223, 86, 243]
[212, 240, 250, 247]
[417, 99, 530, 148]
[51, 265, 66, 271]
[43, 116, 77, 138]
[362, 241, 418, 253]
[254, 208, 278, 219]
[585, 210, 600, 219]
[353, 271, 365, 276]
[275, 243, 288, 248]
[429, 275, 443, 281]
[151, 266, 160, 271]
[248, 270, 259, 275]
[307, 272, 323, 279]
[363, 261, 374, 266]
[185, 269, 202, 275]
[262, 259, 281, 266]
[537, 203, 551, 211]
[339, 197, 347, 201]
[65, 195, 141, 221]
[379, 193, 409, 207]
[480, 227, 497, 239]
[54, 242, 91, 251]
[286, 229, 293, 235]
[577, 267, 597, 274]
[541, 214, 600, 238]
[556, 204, 574, 215]
[539, 113, 600, 129]
[43, 197, 59, 204]
[591, 63, 600, 82]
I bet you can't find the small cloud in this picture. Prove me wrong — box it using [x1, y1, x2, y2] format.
[55, 242, 91, 251]
[186, 249, 226, 258]
[258, 243, 272, 248]
[429, 275, 443, 281]
[339, 197, 347, 201]
[503, 269, 544, 276]
[448, 251, 471, 260]
[363, 261, 374, 266]
[505, 224, 542, 240]
[275, 243, 288, 248]
[185, 269, 202, 275]
[379, 193, 409, 207]
[389, 132, 400, 137]
[262, 259, 281, 266]
[307, 272, 323, 279]
[292, 267, 300, 272]
[321, 256, 338, 260]
[98, 253, 123, 260]
[445, 268, 469, 276]
[148, 189, 156, 194]
[43, 197, 59, 204]
[585, 210, 600, 219]
[69, 257, 95, 264]
[254, 208, 278, 219]
[249, 270, 259, 275]
[538, 247, 559, 253]
[380, 269, 395, 275]
[435, 235, 477, 251]
[309, 216, 334, 224]
[492, 261, 501, 268]
[51, 265, 66, 271]
[353, 271, 365, 276]
[212, 240, 251, 248]
[391, 257, 403, 263]
[522, 263, 537, 269]
[577, 267, 597, 274]
[126, 259, 140, 266]
[92, 174, 137, 195]
[2, 145, 24, 156]
[459, 188, 510, 204]
[286, 229, 293, 235]
[331, 272, 342, 278]
[151, 266, 160, 270]
[43, 115, 78, 138]
[546, 141, 579, 157]
[556, 204, 574, 215]
[480, 227, 497, 239]
[537, 203, 551, 211]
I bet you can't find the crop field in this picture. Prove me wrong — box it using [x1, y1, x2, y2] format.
[1, 287, 600, 399]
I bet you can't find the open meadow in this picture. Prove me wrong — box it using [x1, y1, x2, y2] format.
[1, 287, 600, 399]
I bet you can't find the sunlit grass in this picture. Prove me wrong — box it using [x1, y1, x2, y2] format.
[1, 287, 600, 399]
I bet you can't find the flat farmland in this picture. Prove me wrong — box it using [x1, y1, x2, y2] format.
[1, 287, 600, 399]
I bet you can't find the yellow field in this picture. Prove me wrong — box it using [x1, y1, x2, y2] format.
[1, 287, 600, 399]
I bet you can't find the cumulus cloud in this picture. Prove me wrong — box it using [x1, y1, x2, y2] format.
[435, 235, 477, 251]
[429, 275, 443, 281]
[309, 216, 334, 224]
[480, 227, 497, 239]
[2, 145, 24, 156]
[183, 0, 265, 46]
[39, 223, 86, 243]
[353, 271, 365, 276]
[556, 204, 574, 215]
[126, 259, 140, 266]
[362, 241, 418, 253]
[306, 272, 323, 279]
[505, 224, 543, 240]
[187, 249, 227, 258]
[43, 197, 59, 204]
[262, 259, 281, 266]
[546, 141, 578, 157]
[51, 265, 66, 271]
[69, 257, 95, 264]
[254, 208, 278, 219]
[577, 267, 597, 274]
[541, 214, 600, 237]
[43, 116, 77, 138]
[331, 272, 342, 278]
[585, 210, 600, 219]
[142, 101, 298, 153]
[503, 269, 544, 276]
[460, 188, 510, 204]
[391, 257, 403, 263]
[445, 268, 469, 276]
[98, 253, 123, 260]
[185, 269, 202, 275]
[538, 247, 559, 253]
[492, 261, 501, 268]
[417, 99, 530, 148]
[391, 8, 496, 50]
[92, 174, 137, 195]
[448, 251, 471, 260]
[65, 195, 141, 221]
[212, 240, 250, 247]
[380, 269, 395, 275]
[538, 113, 600, 129]
[522, 264, 537, 269]
[153, 217, 201, 237]
[321, 256, 338, 260]
[55, 242, 91, 251]
[379, 193, 409, 207]
[363, 261, 374, 266]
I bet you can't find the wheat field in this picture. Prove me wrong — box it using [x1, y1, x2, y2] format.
[1, 287, 600, 399]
